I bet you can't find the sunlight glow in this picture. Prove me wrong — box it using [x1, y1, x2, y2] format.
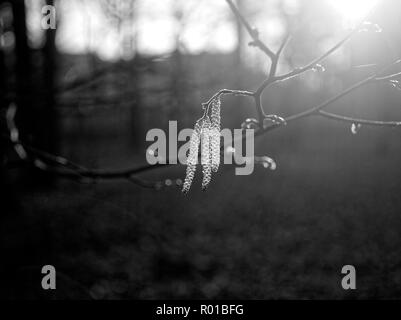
[328, 0, 378, 23]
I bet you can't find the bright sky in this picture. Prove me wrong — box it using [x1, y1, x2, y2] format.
[328, 0, 378, 23]
[24, 0, 379, 61]
[54, 0, 238, 60]
[25, 0, 289, 60]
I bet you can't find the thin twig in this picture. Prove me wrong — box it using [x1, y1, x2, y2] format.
[202, 89, 254, 112]
[226, 0, 276, 60]
[318, 111, 401, 127]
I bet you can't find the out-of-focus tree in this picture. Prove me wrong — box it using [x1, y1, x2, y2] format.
[41, 0, 57, 152]
[100, 0, 136, 58]
[0, 0, 7, 192]
[11, 0, 32, 141]
[0, 1, 5, 103]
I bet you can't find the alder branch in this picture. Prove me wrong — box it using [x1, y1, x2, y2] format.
[224, 0, 383, 121]
[55, 65, 114, 94]
[317, 111, 401, 127]
[2, 105, 179, 190]
[3, 1, 401, 190]
[202, 89, 254, 111]
[226, 0, 275, 60]
[3, 133, 180, 190]
[247, 60, 401, 140]
[220, 0, 401, 130]
[376, 72, 401, 81]
[272, 29, 358, 83]
[55, 57, 165, 94]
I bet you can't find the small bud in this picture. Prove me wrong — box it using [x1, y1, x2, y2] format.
[263, 115, 287, 129]
[390, 80, 401, 90]
[250, 27, 259, 38]
[255, 156, 277, 171]
[351, 123, 362, 135]
[147, 149, 158, 157]
[360, 22, 382, 33]
[33, 159, 47, 170]
[154, 181, 163, 191]
[312, 64, 326, 73]
[241, 118, 259, 130]
[225, 146, 236, 155]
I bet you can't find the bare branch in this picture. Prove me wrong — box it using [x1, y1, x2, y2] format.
[2, 104, 179, 190]
[55, 65, 113, 94]
[4, 1, 401, 193]
[229, 60, 401, 143]
[273, 9, 381, 85]
[286, 76, 376, 122]
[375, 70, 401, 81]
[318, 111, 401, 127]
[226, 0, 276, 60]
[202, 89, 254, 106]
[277, 34, 291, 58]
[4, 135, 181, 190]
[275, 29, 358, 83]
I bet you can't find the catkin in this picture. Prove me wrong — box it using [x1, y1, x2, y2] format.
[210, 97, 221, 173]
[182, 120, 201, 193]
[201, 117, 212, 191]
[183, 97, 222, 193]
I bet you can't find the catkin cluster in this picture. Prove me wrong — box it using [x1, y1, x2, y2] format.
[182, 97, 221, 193]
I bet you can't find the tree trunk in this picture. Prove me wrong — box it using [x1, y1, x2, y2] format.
[11, 0, 33, 140]
[40, 0, 58, 153]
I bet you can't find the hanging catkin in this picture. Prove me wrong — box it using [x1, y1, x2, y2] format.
[210, 97, 221, 173]
[183, 97, 222, 193]
[182, 120, 201, 193]
[201, 117, 212, 190]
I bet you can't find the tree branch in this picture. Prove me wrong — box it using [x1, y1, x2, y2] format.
[2, 105, 178, 190]
[226, 0, 276, 60]
[4, 1, 401, 192]
[318, 111, 401, 127]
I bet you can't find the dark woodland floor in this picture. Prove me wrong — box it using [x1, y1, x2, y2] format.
[2, 117, 401, 300]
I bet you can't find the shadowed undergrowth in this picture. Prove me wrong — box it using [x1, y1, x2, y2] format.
[3, 132, 401, 299]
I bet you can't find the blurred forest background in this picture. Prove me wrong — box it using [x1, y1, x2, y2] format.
[1, 0, 401, 299]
